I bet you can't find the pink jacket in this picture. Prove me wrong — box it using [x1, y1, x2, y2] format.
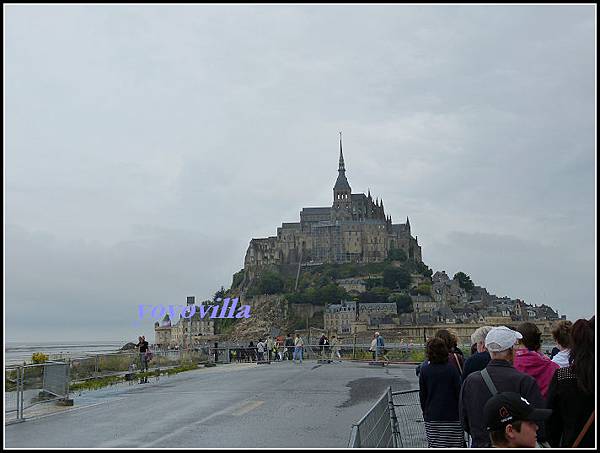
[513, 349, 559, 398]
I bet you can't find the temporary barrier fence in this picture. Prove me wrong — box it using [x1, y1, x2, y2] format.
[5, 361, 71, 424]
[391, 389, 427, 448]
[348, 387, 398, 448]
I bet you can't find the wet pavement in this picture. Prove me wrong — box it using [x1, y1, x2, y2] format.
[5, 360, 418, 448]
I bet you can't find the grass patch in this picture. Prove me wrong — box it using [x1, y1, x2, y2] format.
[70, 375, 124, 392]
[69, 362, 200, 392]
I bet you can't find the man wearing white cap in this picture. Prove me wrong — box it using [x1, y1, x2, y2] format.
[459, 326, 547, 448]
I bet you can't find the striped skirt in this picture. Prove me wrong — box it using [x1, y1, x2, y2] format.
[424, 420, 466, 448]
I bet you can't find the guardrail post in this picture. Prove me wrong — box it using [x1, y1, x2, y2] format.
[388, 387, 400, 448]
[16, 366, 22, 421]
[19, 365, 25, 421]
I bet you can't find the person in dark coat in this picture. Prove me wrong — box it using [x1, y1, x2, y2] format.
[419, 338, 465, 447]
[546, 316, 595, 448]
[462, 326, 493, 381]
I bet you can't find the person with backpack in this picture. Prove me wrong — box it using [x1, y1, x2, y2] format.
[459, 326, 547, 448]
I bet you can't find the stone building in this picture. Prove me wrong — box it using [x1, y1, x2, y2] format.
[357, 302, 398, 322]
[411, 294, 438, 313]
[154, 300, 215, 348]
[243, 135, 422, 278]
[335, 278, 367, 294]
[324, 301, 357, 334]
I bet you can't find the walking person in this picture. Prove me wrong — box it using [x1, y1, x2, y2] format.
[135, 336, 150, 383]
[266, 336, 274, 361]
[375, 332, 388, 362]
[550, 320, 572, 368]
[248, 341, 255, 362]
[330, 335, 342, 360]
[293, 333, 304, 364]
[213, 342, 219, 363]
[318, 333, 327, 359]
[459, 326, 547, 448]
[284, 333, 294, 360]
[369, 334, 377, 360]
[513, 322, 559, 398]
[546, 316, 595, 448]
[256, 339, 265, 362]
[419, 338, 466, 447]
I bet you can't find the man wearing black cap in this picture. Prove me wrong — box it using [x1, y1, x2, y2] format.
[485, 392, 552, 448]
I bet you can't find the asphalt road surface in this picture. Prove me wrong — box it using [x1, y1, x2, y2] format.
[5, 360, 419, 448]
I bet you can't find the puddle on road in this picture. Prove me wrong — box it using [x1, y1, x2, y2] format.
[337, 376, 412, 408]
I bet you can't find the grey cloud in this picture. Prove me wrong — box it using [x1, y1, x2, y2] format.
[5, 5, 595, 342]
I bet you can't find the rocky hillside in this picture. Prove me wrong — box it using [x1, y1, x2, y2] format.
[220, 295, 295, 342]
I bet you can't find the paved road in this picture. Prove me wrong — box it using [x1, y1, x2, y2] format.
[5, 360, 419, 448]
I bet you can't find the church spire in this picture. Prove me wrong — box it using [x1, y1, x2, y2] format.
[338, 131, 345, 172]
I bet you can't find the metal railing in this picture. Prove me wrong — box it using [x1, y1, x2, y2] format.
[348, 388, 429, 448]
[211, 343, 429, 364]
[5, 349, 209, 424]
[5, 361, 70, 424]
[348, 387, 398, 448]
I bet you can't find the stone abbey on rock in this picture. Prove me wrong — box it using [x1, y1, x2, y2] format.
[244, 134, 422, 278]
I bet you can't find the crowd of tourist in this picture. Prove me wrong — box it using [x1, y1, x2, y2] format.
[417, 317, 595, 448]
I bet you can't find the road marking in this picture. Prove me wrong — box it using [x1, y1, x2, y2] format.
[231, 400, 264, 416]
[140, 399, 256, 448]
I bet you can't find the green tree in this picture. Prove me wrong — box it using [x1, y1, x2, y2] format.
[388, 248, 408, 262]
[213, 286, 226, 301]
[388, 293, 413, 314]
[317, 283, 347, 304]
[414, 262, 433, 278]
[453, 272, 475, 292]
[359, 288, 390, 304]
[231, 270, 244, 289]
[257, 272, 285, 294]
[383, 266, 411, 290]
[365, 276, 384, 290]
[416, 283, 432, 296]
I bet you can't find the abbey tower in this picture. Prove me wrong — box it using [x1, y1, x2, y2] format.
[243, 135, 422, 277]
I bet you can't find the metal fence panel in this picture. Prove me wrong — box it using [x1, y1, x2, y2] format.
[5, 366, 22, 423]
[391, 390, 427, 448]
[42, 362, 69, 397]
[348, 387, 396, 448]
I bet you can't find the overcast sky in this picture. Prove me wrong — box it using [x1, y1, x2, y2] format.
[5, 5, 596, 343]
